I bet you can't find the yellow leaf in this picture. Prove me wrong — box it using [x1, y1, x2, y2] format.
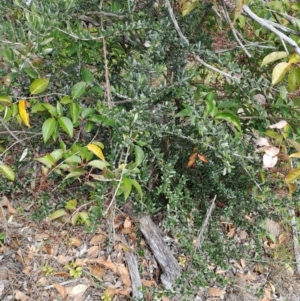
[272, 62, 291, 86]
[181, 0, 197, 17]
[18, 99, 30, 127]
[87, 143, 105, 161]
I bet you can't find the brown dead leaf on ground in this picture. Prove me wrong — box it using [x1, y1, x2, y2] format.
[90, 265, 105, 277]
[53, 283, 67, 300]
[208, 287, 226, 297]
[1, 196, 17, 214]
[90, 234, 105, 245]
[14, 290, 27, 301]
[87, 245, 99, 258]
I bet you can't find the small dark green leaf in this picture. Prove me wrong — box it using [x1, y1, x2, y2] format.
[70, 102, 80, 124]
[214, 111, 241, 131]
[81, 67, 94, 83]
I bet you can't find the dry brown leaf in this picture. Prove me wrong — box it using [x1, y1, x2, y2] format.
[118, 288, 131, 297]
[278, 233, 287, 245]
[238, 230, 248, 240]
[187, 152, 197, 168]
[90, 234, 105, 245]
[119, 243, 131, 252]
[36, 277, 48, 286]
[161, 297, 170, 301]
[22, 266, 32, 275]
[123, 216, 132, 228]
[88, 259, 117, 273]
[53, 283, 67, 300]
[121, 228, 133, 234]
[118, 265, 131, 287]
[227, 227, 236, 238]
[0, 196, 17, 214]
[66, 284, 89, 297]
[245, 214, 255, 224]
[87, 246, 99, 258]
[14, 290, 27, 301]
[54, 272, 70, 278]
[70, 237, 82, 247]
[141, 279, 156, 287]
[198, 153, 208, 163]
[41, 245, 54, 255]
[240, 259, 247, 269]
[208, 287, 226, 297]
[90, 265, 105, 278]
[56, 255, 73, 265]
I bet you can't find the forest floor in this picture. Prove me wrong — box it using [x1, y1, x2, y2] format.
[0, 194, 300, 301]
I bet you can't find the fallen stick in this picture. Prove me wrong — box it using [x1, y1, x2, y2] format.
[139, 216, 181, 289]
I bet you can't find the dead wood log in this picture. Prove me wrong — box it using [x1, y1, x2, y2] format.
[123, 235, 143, 300]
[139, 216, 181, 289]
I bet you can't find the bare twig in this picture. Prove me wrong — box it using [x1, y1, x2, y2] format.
[242, 5, 300, 56]
[289, 209, 300, 275]
[194, 195, 217, 252]
[195, 56, 240, 81]
[100, 16, 112, 109]
[221, 2, 251, 58]
[75, 11, 125, 19]
[164, 0, 189, 44]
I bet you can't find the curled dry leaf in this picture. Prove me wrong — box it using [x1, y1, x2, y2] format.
[53, 283, 67, 300]
[255, 137, 270, 146]
[263, 154, 278, 168]
[197, 153, 208, 163]
[269, 120, 287, 129]
[187, 152, 197, 168]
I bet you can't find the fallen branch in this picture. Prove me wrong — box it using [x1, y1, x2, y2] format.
[139, 216, 181, 289]
[123, 235, 143, 300]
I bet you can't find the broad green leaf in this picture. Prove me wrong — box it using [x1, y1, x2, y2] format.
[58, 117, 73, 138]
[182, 0, 197, 16]
[63, 169, 85, 180]
[11, 103, 18, 116]
[18, 99, 30, 127]
[70, 102, 80, 124]
[288, 68, 300, 92]
[56, 101, 63, 116]
[59, 139, 67, 152]
[174, 107, 194, 118]
[272, 62, 291, 85]
[90, 86, 103, 96]
[42, 103, 58, 117]
[35, 155, 54, 168]
[81, 67, 94, 83]
[218, 101, 238, 109]
[71, 212, 80, 226]
[65, 199, 77, 210]
[135, 145, 144, 167]
[131, 178, 143, 197]
[60, 96, 72, 104]
[3, 107, 12, 123]
[0, 164, 15, 181]
[85, 121, 93, 132]
[24, 67, 38, 78]
[49, 209, 67, 221]
[121, 177, 132, 200]
[285, 168, 300, 183]
[50, 149, 63, 161]
[71, 82, 86, 99]
[29, 78, 49, 95]
[261, 51, 288, 67]
[214, 111, 241, 131]
[87, 160, 110, 169]
[205, 99, 214, 114]
[78, 212, 91, 226]
[87, 143, 105, 160]
[81, 108, 95, 118]
[42, 118, 57, 143]
[32, 103, 47, 113]
[65, 155, 81, 164]
[0, 95, 12, 106]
